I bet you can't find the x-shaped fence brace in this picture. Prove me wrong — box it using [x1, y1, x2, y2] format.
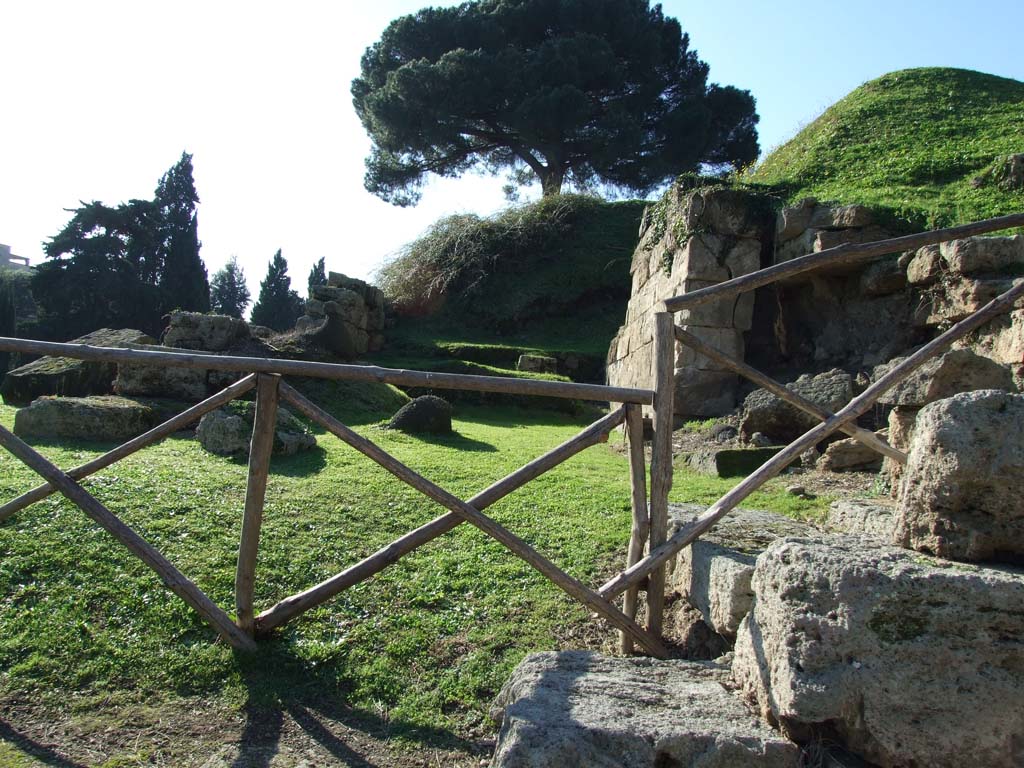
[0, 362, 667, 657]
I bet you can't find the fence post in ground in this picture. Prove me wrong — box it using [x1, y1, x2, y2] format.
[620, 403, 649, 654]
[235, 373, 281, 635]
[646, 311, 675, 639]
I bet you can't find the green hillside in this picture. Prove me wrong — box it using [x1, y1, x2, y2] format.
[749, 67, 1024, 229]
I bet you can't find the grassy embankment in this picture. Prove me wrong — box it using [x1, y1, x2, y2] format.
[0, 380, 827, 762]
[749, 67, 1024, 230]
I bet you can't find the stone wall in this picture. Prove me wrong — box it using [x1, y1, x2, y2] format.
[607, 179, 1023, 421]
[293, 271, 386, 358]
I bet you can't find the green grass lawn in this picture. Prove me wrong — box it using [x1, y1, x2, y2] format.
[0, 390, 829, 758]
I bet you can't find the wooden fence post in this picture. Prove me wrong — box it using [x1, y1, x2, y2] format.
[620, 404, 649, 654]
[235, 373, 280, 635]
[646, 311, 675, 639]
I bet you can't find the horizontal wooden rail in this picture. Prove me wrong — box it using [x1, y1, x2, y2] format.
[602, 277, 1024, 602]
[0, 424, 256, 651]
[673, 326, 906, 464]
[273, 383, 667, 657]
[658, 212, 1024, 312]
[0, 337, 653, 405]
[256, 397, 626, 633]
[0, 375, 257, 523]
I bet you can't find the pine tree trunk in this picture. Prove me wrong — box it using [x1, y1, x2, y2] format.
[540, 166, 565, 196]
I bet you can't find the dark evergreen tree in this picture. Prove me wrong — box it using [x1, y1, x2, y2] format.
[353, 0, 759, 203]
[307, 257, 327, 296]
[250, 250, 304, 331]
[32, 153, 211, 339]
[0, 272, 17, 378]
[209, 256, 251, 318]
[156, 152, 209, 312]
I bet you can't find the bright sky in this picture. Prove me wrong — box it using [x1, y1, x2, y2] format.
[2, 1, 1023, 303]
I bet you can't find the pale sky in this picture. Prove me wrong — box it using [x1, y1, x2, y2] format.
[2, 1, 1023, 304]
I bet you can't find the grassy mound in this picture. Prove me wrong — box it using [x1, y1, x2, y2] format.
[749, 68, 1024, 229]
[377, 194, 645, 341]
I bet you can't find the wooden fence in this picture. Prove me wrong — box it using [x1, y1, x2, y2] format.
[0, 211, 1021, 658]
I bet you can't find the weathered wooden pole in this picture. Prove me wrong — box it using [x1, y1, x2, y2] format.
[620, 404, 649, 654]
[646, 311, 675, 639]
[234, 373, 280, 635]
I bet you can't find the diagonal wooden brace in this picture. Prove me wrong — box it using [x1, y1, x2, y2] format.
[276, 382, 668, 658]
[673, 325, 906, 463]
[0, 424, 256, 651]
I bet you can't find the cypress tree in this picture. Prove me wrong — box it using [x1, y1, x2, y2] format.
[209, 256, 251, 318]
[250, 250, 304, 331]
[307, 257, 327, 296]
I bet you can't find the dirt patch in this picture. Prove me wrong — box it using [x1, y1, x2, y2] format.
[0, 695, 492, 767]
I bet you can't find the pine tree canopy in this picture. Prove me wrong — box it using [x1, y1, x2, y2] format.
[352, 0, 759, 204]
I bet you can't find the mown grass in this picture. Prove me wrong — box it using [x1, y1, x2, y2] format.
[0, 391, 828, 754]
[749, 67, 1024, 230]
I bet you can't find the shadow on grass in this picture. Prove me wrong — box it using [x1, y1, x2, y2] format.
[221, 446, 330, 478]
[400, 430, 498, 453]
[229, 645, 482, 768]
[0, 719, 88, 768]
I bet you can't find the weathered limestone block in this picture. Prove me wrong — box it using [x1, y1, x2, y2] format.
[732, 535, 1024, 768]
[196, 403, 316, 456]
[906, 244, 943, 285]
[966, 308, 1024, 366]
[687, 447, 784, 478]
[161, 311, 249, 351]
[739, 368, 853, 443]
[858, 257, 906, 297]
[676, 186, 774, 239]
[674, 368, 738, 420]
[14, 395, 159, 441]
[875, 348, 1014, 407]
[916, 276, 1024, 326]
[490, 651, 800, 768]
[674, 280, 756, 331]
[883, 405, 919, 497]
[816, 433, 886, 472]
[675, 326, 744, 371]
[940, 235, 1024, 276]
[896, 390, 1024, 563]
[668, 504, 813, 639]
[826, 499, 897, 538]
[114, 353, 209, 401]
[0, 328, 156, 406]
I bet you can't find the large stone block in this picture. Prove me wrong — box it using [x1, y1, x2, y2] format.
[875, 348, 1014, 407]
[674, 281, 755, 330]
[14, 395, 161, 442]
[668, 504, 813, 639]
[674, 367, 739, 419]
[675, 326, 744, 371]
[161, 311, 249, 351]
[916, 276, 1024, 326]
[940, 235, 1024, 276]
[906, 244, 942, 286]
[896, 390, 1024, 563]
[491, 651, 799, 768]
[114, 352, 209, 401]
[0, 328, 156, 406]
[816, 433, 886, 472]
[686, 447, 785, 478]
[196, 403, 316, 456]
[826, 499, 897, 538]
[732, 535, 1024, 768]
[676, 186, 774, 239]
[739, 368, 853, 443]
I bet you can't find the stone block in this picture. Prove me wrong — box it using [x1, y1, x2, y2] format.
[940, 235, 1024, 276]
[675, 281, 755, 330]
[114, 352, 209, 401]
[674, 368, 739, 419]
[0, 328, 156, 406]
[740, 368, 853, 443]
[916, 277, 1024, 326]
[826, 499, 897, 538]
[775, 198, 817, 242]
[14, 395, 161, 442]
[816, 433, 886, 472]
[687, 447, 785, 478]
[196, 403, 316, 456]
[906, 244, 942, 286]
[162, 311, 249, 351]
[733, 535, 1024, 768]
[896, 390, 1024, 563]
[875, 348, 1014, 407]
[491, 651, 799, 768]
[675, 326, 744, 371]
[674, 234, 730, 281]
[858, 257, 906, 297]
[668, 504, 813, 639]
[516, 354, 558, 374]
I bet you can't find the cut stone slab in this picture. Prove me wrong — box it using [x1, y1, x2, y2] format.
[0, 328, 155, 406]
[939, 235, 1024, 276]
[516, 354, 558, 374]
[874, 348, 1013, 407]
[896, 389, 1024, 563]
[196, 403, 316, 456]
[732, 535, 1024, 768]
[826, 499, 897, 539]
[490, 651, 800, 768]
[115, 353, 210, 401]
[686, 446, 785, 478]
[13, 395, 162, 442]
[668, 504, 815, 639]
[674, 367, 739, 420]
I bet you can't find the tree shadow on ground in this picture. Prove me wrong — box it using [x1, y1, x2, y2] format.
[0, 719, 88, 768]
